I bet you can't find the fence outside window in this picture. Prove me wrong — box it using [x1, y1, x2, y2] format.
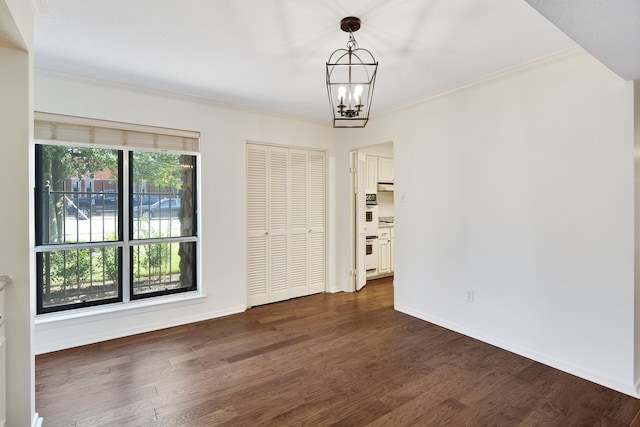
[34, 114, 199, 314]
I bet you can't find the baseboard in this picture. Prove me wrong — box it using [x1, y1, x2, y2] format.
[35, 305, 246, 354]
[32, 413, 43, 427]
[395, 303, 639, 398]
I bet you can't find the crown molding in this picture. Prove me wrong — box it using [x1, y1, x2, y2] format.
[34, 68, 330, 127]
[36, 46, 585, 129]
[374, 45, 585, 119]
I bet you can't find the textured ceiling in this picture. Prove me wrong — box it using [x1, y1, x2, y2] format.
[525, 0, 640, 81]
[34, 0, 578, 122]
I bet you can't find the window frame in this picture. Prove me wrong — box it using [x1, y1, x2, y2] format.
[35, 129, 200, 315]
[127, 149, 198, 301]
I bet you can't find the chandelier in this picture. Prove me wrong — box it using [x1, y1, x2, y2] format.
[326, 17, 378, 128]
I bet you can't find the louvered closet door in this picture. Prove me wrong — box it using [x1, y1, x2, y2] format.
[308, 151, 326, 294]
[289, 149, 309, 298]
[247, 143, 326, 306]
[247, 144, 269, 306]
[268, 146, 290, 304]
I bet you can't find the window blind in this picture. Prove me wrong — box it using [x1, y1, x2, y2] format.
[34, 112, 200, 152]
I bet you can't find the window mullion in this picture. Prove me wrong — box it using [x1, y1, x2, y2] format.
[35, 137, 199, 314]
[122, 149, 131, 303]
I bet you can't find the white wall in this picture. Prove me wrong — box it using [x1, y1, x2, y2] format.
[377, 192, 394, 218]
[33, 71, 342, 353]
[339, 49, 638, 396]
[0, 1, 36, 425]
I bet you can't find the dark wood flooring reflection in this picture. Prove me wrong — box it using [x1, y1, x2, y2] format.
[36, 277, 640, 426]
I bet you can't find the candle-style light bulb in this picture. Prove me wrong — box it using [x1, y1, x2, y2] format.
[337, 86, 347, 105]
[354, 85, 363, 105]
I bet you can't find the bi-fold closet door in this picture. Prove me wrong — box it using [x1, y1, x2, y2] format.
[246, 143, 326, 307]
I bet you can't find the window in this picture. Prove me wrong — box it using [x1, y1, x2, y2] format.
[34, 113, 199, 314]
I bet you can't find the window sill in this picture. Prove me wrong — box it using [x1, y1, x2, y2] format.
[35, 291, 206, 326]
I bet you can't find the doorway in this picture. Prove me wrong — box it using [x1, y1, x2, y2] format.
[350, 142, 394, 292]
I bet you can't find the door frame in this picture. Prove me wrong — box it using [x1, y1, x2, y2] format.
[349, 142, 395, 292]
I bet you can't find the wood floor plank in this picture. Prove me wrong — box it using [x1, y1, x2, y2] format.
[36, 277, 640, 426]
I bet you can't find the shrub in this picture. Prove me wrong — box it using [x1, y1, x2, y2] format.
[49, 248, 92, 287]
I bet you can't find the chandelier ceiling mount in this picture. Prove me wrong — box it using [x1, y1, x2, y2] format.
[340, 16, 361, 33]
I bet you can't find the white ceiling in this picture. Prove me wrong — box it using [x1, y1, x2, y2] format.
[525, 0, 640, 81]
[32, 1, 615, 123]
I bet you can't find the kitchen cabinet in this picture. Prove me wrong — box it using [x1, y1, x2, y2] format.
[378, 157, 394, 182]
[246, 143, 326, 307]
[366, 155, 393, 193]
[365, 155, 378, 193]
[378, 227, 392, 274]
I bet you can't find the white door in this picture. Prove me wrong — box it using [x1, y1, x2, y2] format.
[289, 149, 309, 298]
[365, 155, 377, 193]
[247, 144, 269, 306]
[247, 143, 326, 306]
[308, 151, 326, 294]
[290, 149, 326, 297]
[356, 152, 367, 290]
[267, 146, 290, 303]
[246, 144, 290, 306]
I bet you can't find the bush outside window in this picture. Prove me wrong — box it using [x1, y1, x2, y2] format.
[35, 143, 198, 314]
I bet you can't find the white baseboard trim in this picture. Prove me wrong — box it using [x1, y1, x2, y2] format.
[395, 303, 639, 398]
[32, 413, 43, 427]
[35, 304, 246, 354]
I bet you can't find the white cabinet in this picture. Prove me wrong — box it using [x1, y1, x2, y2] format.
[365, 155, 378, 193]
[366, 155, 393, 193]
[246, 144, 326, 307]
[379, 237, 391, 274]
[378, 157, 394, 183]
[378, 228, 392, 274]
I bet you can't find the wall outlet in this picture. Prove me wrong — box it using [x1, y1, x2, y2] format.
[466, 289, 474, 302]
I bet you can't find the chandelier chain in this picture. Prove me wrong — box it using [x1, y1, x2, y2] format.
[346, 32, 358, 52]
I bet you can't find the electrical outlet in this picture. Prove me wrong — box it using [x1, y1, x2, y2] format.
[466, 289, 474, 302]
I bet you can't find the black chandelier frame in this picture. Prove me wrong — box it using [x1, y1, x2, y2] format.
[326, 17, 378, 128]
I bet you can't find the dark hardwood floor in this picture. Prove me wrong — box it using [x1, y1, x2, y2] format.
[36, 277, 640, 426]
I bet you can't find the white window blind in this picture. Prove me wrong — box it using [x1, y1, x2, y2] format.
[34, 112, 200, 152]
